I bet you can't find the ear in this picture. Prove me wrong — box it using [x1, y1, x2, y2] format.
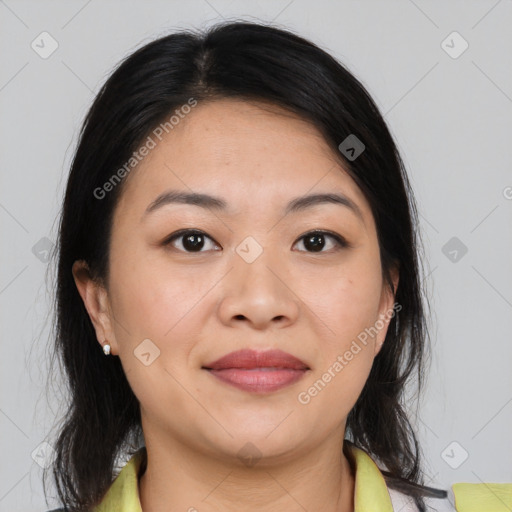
[374, 264, 400, 356]
[72, 260, 119, 356]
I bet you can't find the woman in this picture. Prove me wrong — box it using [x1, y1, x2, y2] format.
[44, 20, 493, 512]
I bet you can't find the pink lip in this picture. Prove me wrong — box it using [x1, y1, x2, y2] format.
[202, 349, 309, 394]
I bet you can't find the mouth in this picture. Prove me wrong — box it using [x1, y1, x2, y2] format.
[202, 349, 310, 394]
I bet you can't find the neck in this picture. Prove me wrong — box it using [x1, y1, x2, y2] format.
[138, 429, 355, 512]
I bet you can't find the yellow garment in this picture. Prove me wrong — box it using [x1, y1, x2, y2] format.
[91, 444, 512, 511]
[92, 444, 395, 511]
[452, 482, 512, 511]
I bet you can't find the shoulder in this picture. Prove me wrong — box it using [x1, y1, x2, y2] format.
[389, 482, 512, 511]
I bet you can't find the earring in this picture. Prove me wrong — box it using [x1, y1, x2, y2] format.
[103, 342, 111, 355]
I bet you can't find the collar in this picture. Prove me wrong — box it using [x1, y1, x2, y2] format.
[93, 444, 395, 511]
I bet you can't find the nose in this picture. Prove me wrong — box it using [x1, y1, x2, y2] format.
[216, 249, 300, 331]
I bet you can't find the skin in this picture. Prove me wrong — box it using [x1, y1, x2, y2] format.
[73, 98, 398, 512]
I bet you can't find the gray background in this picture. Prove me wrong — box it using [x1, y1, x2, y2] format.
[1, 1, 511, 510]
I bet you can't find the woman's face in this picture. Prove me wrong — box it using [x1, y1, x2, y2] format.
[75, 98, 398, 462]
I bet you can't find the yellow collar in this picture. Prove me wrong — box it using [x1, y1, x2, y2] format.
[93, 444, 395, 511]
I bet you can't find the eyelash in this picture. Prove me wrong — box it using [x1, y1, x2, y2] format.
[163, 229, 350, 254]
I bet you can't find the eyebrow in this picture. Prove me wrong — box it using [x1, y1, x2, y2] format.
[142, 189, 364, 222]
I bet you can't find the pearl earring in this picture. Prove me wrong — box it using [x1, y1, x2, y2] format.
[103, 342, 111, 355]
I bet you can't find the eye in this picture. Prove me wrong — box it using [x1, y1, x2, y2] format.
[293, 230, 349, 253]
[164, 229, 220, 253]
[163, 229, 349, 254]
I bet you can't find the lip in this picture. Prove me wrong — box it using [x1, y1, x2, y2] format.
[202, 349, 310, 394]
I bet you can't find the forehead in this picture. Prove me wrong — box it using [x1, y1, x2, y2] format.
[114, 98, 371, 222]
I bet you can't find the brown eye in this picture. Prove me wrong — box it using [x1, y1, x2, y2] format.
[293, 230, 349, 253]
[164, 229, 349, 254]
[164, 230, 220, 253]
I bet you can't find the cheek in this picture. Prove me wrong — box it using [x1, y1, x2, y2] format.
[109, 248, 211, 343]
[108, 259, 208, 421]
[292, 251, 382, 411]
[296, 250, 384, 346]
[296, 273, 381, 423]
